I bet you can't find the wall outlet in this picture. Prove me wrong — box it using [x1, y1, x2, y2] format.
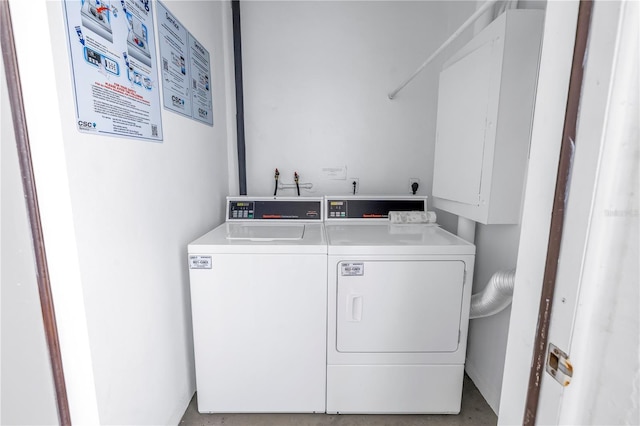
[349, 178, 359, 194]
[409, 178, 420, 194]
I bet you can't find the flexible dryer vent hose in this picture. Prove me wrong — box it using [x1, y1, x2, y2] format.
[469, 269, 516, 319]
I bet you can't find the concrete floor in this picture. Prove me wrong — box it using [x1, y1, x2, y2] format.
[179, 374, 497, 426]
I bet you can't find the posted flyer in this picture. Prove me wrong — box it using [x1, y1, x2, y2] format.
[63, 0, 163, 141]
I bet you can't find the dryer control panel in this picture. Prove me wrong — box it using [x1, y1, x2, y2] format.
[326, 196, 427, 220]
[227, 197, 323, 221]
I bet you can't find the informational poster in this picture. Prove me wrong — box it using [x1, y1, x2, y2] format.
[188, 34, 213, 126]
[156, 1, 213, 126]
[156, 1, 191, 118]
[63, 0, 163, 141]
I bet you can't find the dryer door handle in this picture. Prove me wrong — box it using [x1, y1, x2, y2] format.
[347, 294, 363, 322]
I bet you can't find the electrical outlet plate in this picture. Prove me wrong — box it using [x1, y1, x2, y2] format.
[349, 178, 359, 194]
[409, 178, 420, 194]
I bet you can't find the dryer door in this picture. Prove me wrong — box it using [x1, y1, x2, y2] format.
[336, 260, 465, 353]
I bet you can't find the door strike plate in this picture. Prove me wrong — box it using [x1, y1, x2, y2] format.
[546, 343, 573, 386]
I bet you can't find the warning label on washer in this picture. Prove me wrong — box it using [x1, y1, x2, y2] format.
[341, 263, 364, 276]
[189, 255, 212, 269]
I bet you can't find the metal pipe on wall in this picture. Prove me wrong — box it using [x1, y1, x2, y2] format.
[0, 2, 71, 424]
[232, 0, 247, 195]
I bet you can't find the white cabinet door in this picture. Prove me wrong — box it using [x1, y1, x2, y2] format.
[336, 260, 465, 353]
[432, 40, 496, 207]
[432, 10, 544, 224]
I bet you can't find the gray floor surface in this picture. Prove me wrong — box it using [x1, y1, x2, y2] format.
[179, 375, 497, 426]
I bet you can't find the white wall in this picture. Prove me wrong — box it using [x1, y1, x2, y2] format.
[464, 225, 520, 412]
[1, 51, 59, 426]
[239, 0, 551, 413]
[6, 0, 234, 424]
[240, 0, 476, 198]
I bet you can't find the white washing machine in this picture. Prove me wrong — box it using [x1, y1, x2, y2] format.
[187, 197, 327, 413]
[324, 196, 476, 414]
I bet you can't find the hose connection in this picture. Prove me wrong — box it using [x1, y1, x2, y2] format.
[273, 168, 280, 196]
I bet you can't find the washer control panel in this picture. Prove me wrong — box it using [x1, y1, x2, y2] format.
[326, 197, 427, 220]
[227, 197, 323, 221]
[229, 201, 254, 219]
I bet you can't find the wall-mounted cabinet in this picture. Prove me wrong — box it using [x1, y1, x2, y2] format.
[432, 10, 544, 224]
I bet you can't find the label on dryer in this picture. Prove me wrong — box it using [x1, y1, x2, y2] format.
[341, 263, 364, 276]
[189, 255, 212, 269]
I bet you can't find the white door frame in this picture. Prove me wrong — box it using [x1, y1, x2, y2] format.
[500, 1, 638, 424]
[498, 1, 580, 422]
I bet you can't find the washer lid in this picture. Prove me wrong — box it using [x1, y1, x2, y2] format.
[188, 222, 327, 254]
[326, 224, 475, 255]
[226, 224, 305, 241]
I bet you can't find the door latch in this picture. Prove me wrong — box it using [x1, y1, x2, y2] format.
[546, 343, 573, 386]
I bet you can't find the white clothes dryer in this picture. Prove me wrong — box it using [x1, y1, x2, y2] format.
[324, 196, 476, 414]
[188, 197, 327, 413]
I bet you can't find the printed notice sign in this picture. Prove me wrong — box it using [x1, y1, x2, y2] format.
[155, 1, 213, 126]
[188, 33, 214, 126]
[63, 0, 163, 141]
[156, 1, 191, 118]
